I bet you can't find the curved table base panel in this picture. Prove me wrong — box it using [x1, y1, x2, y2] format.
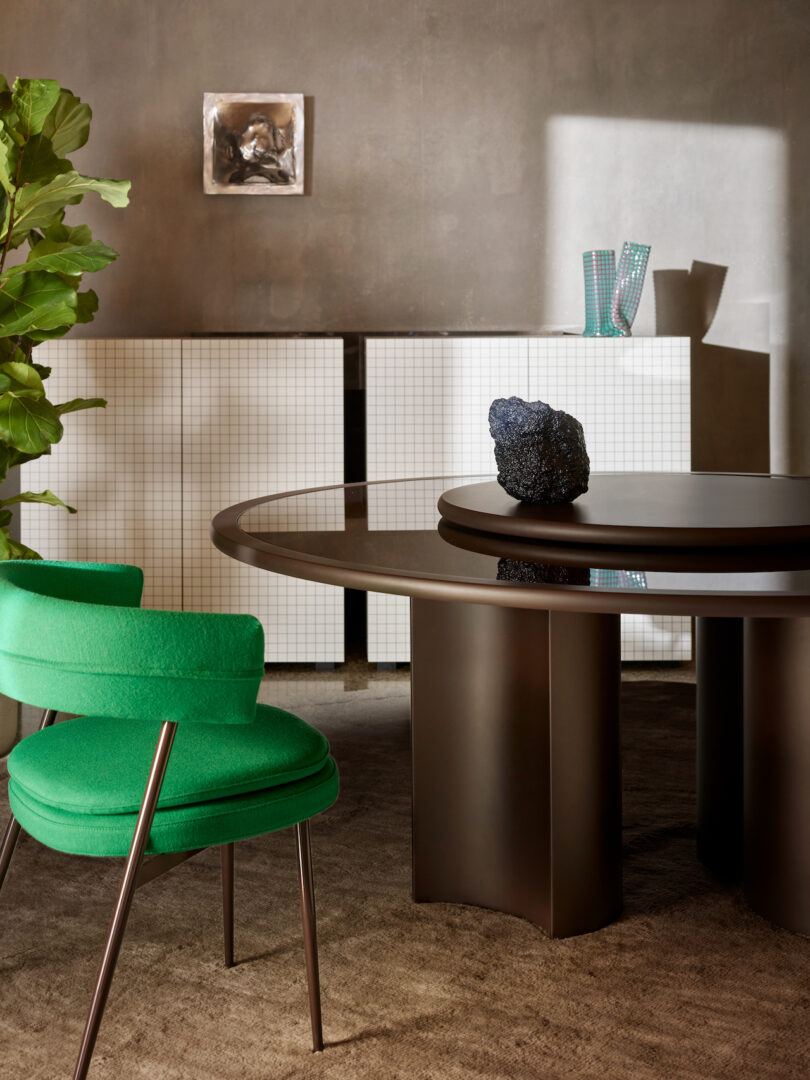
[696, 617, 744, 880]
[410, 599, 622, 938]
[744, 617, 810, 936]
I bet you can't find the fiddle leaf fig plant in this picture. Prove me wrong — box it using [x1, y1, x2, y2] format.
[0, 75, 130, 558]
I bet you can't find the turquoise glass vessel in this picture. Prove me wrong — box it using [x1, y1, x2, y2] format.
[611, 241, 651, 336]
[583, 249, 620, 337]
[583, 241, 651, 337]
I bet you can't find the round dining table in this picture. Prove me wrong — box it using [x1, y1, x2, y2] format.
[212, 472, 810, 939]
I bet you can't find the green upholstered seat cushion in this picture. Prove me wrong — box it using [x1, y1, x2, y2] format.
[9, 759, 339, 857]
[8, 704, 332, 814]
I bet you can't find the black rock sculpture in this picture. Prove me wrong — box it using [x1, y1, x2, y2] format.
[488, 396, 590, 504]
[496, 559, 591, 585]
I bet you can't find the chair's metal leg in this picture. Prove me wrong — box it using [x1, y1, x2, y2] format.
[0, 710, 58, 894]
[73, 721, 178, 1080]
[221, 843, 234, 968]
[37, 709, 59, 731]
[295, 820, 324, 1053]
[0, 816, 21, 893]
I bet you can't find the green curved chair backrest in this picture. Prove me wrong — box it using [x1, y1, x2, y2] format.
[0, 561, 265, 725]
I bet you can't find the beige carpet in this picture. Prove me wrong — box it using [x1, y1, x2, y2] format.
[1, 682, 809, 1079]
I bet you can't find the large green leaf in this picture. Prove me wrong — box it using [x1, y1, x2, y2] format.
[0, 268, 77, 337]
[11, 78, 60, 140]
[0, 487, 76, 513]
[25, 321, 76, 343]
[0, 440, 46, 482]
[18, 131, 71, 185]
[0, 360, 45, 394]
[41, 87, 91, 157]
[0, 527, 42, 560]
[0, 390, 63, 453]
[4, 173, 82, 246]
[4, 240, 119, 279]
[0, 442, 14, 482]
[0, 362, 44, 397]
[30, 220, 93, 253]
[74, 288, 98, 323]
[6, 170, 130, 246]
[54, 396, 106, 416]
[0, 338, 64, 375]
[0, 134, 11, 197]
[0, 339, 24, 363]
[0, 97, 24, 149]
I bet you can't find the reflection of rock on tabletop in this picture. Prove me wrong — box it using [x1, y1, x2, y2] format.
[496, 559, 591, 585]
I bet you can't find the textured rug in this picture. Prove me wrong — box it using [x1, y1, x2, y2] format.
[1, 682, 809, 1080]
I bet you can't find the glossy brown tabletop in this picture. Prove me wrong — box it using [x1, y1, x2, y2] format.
[212, 473, 810, 618]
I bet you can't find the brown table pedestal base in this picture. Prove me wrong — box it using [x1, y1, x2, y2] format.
[745, 616, 810, 936]
[698, 615, 810, 935]
[696, 616, 744, 880]
[410, 598, 622, 939]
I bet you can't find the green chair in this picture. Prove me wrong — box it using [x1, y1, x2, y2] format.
[0, 560, 339, 1079]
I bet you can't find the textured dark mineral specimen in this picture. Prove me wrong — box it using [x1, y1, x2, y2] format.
[496, 559, 591, 585]
[488, 396, 590, 504]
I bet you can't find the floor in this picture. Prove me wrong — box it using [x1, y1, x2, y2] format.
[6, 664, 810, 1080]
[257, 656, 696, 704]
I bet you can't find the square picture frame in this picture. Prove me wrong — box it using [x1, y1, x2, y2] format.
[203, 92, 305, 195]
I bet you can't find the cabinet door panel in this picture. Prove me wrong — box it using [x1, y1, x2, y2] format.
[20, 339, 183, 611]
[182, 338, 344, 662]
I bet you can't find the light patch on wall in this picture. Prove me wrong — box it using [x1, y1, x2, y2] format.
[544, 116, 788, 352]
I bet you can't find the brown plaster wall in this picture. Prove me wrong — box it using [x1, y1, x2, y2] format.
[2, 0, 809, 467]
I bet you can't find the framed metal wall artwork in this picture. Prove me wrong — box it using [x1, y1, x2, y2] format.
[203, 92, 304, 195]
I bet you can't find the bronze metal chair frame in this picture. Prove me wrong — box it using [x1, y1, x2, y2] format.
[0, 711, 325, 1079]
[0, 708, 58, 882]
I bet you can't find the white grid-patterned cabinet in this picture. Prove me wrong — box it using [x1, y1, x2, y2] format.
[366, 336, 691, 663]
[367, 338, 528, 478]
[20, 338, 345, 662]
[20, 340, 184, 612]
[182, 339, 344, 662]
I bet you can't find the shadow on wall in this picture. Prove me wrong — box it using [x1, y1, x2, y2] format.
[654, 263, 770, 474]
